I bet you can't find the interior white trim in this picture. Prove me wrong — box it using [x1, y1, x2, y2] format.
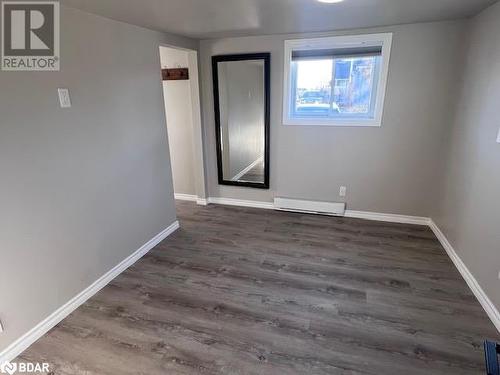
[231, 157, 264, 182]
[0, 221, 180, 364]
[159, 44, 207, 203]
[206, 198, 429, 225]
[345, 210, 430, 226]
[174, 193, 198, 202]
[196, 198, 208, 206]
[174, 194, 208, 206]
[186, 49, 208, 200]
[282, 32, 393, 127]
[428, 220, 500, 333]
[207, 197, 274, 210]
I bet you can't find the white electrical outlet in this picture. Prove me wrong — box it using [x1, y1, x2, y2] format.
[339, 186, 347, 197]
[496, 128, 500, 144]
[58, 88, 72, 108]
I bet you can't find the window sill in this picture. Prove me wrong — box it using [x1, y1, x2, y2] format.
[283, 117, 382, 127]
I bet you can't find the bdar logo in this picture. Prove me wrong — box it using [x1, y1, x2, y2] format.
[0, 361, 50, 374]
[1, 1, 60, 71]
[0, 361, 17, 375]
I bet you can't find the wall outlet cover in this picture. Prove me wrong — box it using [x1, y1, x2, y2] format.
[339, 186, 347, 197]
[58, 88, 72, 108]
[496, 128, 500, 143]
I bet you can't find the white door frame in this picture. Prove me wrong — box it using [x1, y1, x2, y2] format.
[159, 44, 207, 205]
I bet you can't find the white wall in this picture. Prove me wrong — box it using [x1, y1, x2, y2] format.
[160, 47, 197, 196]
[0, 6, 197, 353]
[433, 1, 500, 313]
[199, 20, 466, 215]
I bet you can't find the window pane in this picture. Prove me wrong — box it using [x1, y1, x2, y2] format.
[293, 59, 334, 117]
[291, 55, 380, 119]
[333, 56, 378, 116]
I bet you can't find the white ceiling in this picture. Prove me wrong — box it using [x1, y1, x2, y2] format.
[61, 0, 498, 39]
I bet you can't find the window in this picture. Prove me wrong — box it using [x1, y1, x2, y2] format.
[283, 33, 393, 127]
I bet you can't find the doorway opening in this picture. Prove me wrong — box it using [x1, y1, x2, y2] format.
[159, 45, 206, 205]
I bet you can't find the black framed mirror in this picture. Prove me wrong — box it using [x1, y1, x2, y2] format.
[212, 53, 270, 189]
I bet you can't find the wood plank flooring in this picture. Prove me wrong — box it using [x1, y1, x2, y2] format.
[18, 201, 498, 374]
[239, 161, 265, 183]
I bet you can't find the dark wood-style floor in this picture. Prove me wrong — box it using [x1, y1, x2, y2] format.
[239, 161, 265, 183]
[19, 201, 498, 374]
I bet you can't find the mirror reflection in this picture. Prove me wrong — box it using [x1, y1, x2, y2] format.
[213, 54, 270, 189]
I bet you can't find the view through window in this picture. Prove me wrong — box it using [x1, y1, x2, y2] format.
[283, 34, 393, 126]
[292, 55, 380, 119]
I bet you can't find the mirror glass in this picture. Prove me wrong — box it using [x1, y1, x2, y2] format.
[213, 54, 270, 189]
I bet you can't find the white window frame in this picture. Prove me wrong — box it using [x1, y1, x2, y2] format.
[283, 33, 393, 127]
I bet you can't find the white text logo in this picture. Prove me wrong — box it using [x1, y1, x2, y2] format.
[1, 361, 51, 374]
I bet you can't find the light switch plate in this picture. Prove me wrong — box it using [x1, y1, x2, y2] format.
[496, 128, 500, 144]
[0, 319, 4, 333]
[58, 88, 71, 108]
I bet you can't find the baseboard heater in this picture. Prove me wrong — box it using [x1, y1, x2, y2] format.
[274, 197, 346, 217]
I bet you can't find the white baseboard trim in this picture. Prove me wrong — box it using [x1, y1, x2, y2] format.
[0, 221, 180, 364]
[174, 193, 198, 202]
[231, 157, 264, 182]
[196, 198, 208, 206]
[207, 197, 274, 210]
[428, 220, 500, 333]
[345, 210, 430, 226]
[174, 194, 207, 206]
[205, 199, 429, 224]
